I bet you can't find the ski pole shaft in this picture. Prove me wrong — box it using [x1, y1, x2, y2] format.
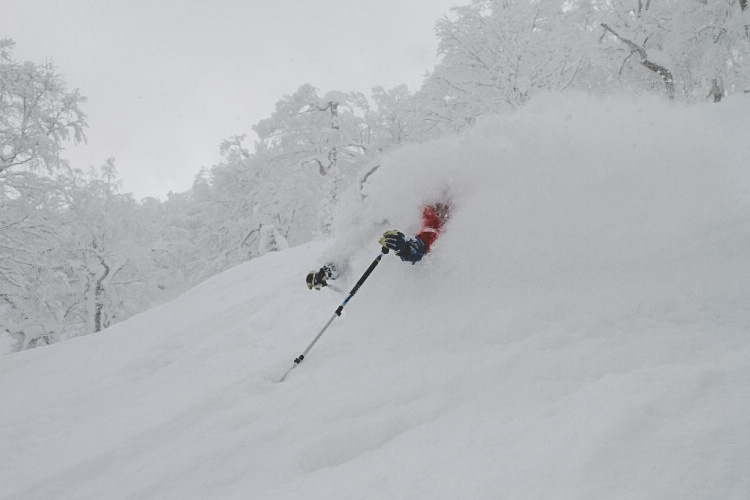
[335, 247, 388, 316]
[279, 248, 388, 382]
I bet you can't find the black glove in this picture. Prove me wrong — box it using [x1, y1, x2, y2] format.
[379, 230, 407, 254]
[306, 264, 335, 290]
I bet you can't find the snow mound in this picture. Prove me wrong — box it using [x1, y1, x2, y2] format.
[2, 93, 749, 500]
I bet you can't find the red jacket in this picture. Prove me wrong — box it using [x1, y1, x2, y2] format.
[415, 204, 446, 253]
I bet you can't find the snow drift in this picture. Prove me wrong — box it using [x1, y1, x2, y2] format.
[2, 93, 749, 500]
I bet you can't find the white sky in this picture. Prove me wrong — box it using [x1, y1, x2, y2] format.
[0, 0, 461, 199]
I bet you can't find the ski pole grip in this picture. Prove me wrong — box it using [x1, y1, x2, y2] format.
[382, 246, 389, 254]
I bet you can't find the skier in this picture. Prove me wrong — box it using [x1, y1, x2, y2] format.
[306, 202, 450, 290]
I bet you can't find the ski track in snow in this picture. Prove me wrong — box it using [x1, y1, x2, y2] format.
[2, 93, 750, 500]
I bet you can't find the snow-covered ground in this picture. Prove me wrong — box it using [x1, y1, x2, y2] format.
[2, 93, 749, 500]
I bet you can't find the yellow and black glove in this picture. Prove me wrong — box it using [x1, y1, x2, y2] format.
[379, 230, 427, 263]
[379, 230, 407, 254]
[305, 264, 336, 290]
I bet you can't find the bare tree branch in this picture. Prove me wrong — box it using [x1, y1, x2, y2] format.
[601, 23, 675, 99]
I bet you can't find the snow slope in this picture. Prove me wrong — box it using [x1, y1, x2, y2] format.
[2, 93, 750, 500]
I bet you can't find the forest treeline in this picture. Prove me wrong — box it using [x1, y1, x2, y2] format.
[2, 0, 749, 351]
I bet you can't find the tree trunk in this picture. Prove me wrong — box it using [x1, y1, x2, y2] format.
[707, 78, 724, 102]
[93, 259, 110, 332]
[601, 23, 675, 100]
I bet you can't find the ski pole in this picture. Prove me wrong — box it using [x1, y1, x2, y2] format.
[279, 247, 389, 382]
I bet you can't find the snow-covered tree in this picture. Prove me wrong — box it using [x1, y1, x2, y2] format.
[56, 161, 158, 334]
[0, 171, 68, 349]
[0, 39, 87, 174]
[670, 0, 750, 99]
[425, 0, 590, 125]
[1, 160, 169, 352]
[253, 84, 377, 233]
[0, 40, 90, 350]
[253, 84, 372, 176]
[367, 84, 447, 145]
[257, 224, 289, 256]
[178, 143, 266, 283]
[596, 0, 750, 100]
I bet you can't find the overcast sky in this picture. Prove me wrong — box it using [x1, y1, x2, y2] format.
[1, 0, 461, 199]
